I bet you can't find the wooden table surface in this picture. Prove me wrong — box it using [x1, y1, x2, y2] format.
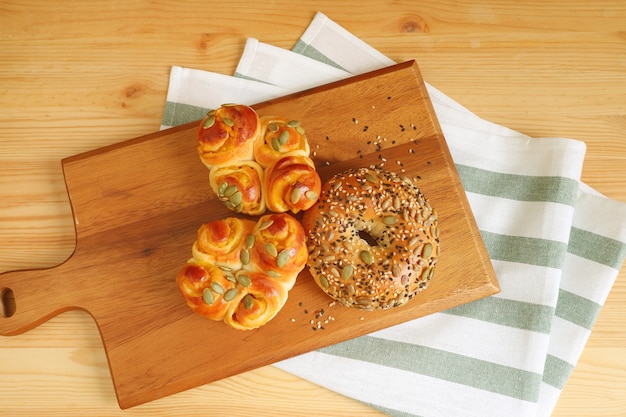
[1, 1, 624, 416]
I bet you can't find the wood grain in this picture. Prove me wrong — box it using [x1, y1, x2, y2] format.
[0, 1, 624, 416]
[0, 62, 498, 409]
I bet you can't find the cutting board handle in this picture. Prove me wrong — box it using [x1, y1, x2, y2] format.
[0, 263, 83, 336]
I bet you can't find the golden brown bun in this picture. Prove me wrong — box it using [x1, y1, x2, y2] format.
[254, 116, 310, 168]
[176, 261, 237, 322]
[223, 271, 289, 331]
[248, 213, 308, 283]
[196, 106, 320, 215]
[301, 168, 440, 310]
[192, 217, 256, 270]
[176, 213, 307, 330]
[264, 155, 321, 214]
[209, 160, 266, 215]
[196, 104, 259, 168]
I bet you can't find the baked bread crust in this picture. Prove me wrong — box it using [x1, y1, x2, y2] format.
[301, 168, 440, 310]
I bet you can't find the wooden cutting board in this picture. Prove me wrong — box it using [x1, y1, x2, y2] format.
[0, 61, 499, 409]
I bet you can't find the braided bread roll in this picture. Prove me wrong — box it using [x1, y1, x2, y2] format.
[248, 212, 309, 284]
[192, 217, 255, 270]
[176, 261, 238, 321]
[176, 213, 307, 330]
[208, 160, 265, 215]
[264, 155, 322, 214]
[223, 271, 289, 331]
[197, 104, 259, 169]
[254, 116, 311, 168]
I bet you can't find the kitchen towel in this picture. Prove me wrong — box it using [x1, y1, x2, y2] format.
[160, 12, 626, 417]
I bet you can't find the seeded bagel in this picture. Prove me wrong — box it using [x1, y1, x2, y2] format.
[301, 167, 440, 310]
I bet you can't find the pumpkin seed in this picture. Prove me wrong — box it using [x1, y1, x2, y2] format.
[207, 109, 216, 116]
[341, 264, 354, 280]
[346, 283, 355, 294]
[219, 265, 233, 272]
[290, 187, 302, 204]
[365, 172, 379, 183]
[268, 123, 279, 132]
[240, 248, 250, 265]
[295, 126, 305, 135]
[245, 234, 255, 248]
[210, 282, 224, 294]
[222, 117, 234, 127]
[230, 191, 243, 206]
[202, 288, 214, 305]
[382, 216, 398, 225]
[222, 103, 237, 107]
[392, 265, 401, 278]
[223, 288, 238, 301]
[243, 294, 254, 309]
[202, 116, 215, 129]
[393, 196, 401, 209]
[305, 190, 318, 201]
[224, 271, 236, 283]
[265, 243, 278, 257]
[286, 119, 300, 127]
[234, 203, 243, 213]
[328, 210, 339, 217]
[223, 184, 238, 197]
[319, 275, 329, 288]
[258, 219, 273, 230]
[271, 137, 281, 151]
[330, 267, 340, 277]
[409, 236, 420, 247]
[360, 250, 373, 265]
[278, 130, 289, 146]
[218, 181, 228, 196]
[422, 242, 433, 258]
[356, 296, 371, 306]
[276, 249, 291, 268]
[381, 198, 393, 210]
[237, 274, 252, 287]
[421, 267, 432, 281]
[267, 270, 281, 278]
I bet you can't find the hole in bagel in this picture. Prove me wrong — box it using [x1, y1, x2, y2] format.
[358, 230, 379, 247]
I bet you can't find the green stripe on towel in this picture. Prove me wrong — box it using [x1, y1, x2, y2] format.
[456, 164, 579, 205]
[481, 231, 568, 269]
[320, 336, 543, 402]
[444, 297, 554, 333]
[542, 354, 575, 389]
[554, 289, 601, 330]
[292, 40, 348, 71]
[162, 101, 209, 128]
[568, 227, 626, 269]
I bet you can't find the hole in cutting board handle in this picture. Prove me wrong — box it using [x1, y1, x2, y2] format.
[1, 287, 16, 318]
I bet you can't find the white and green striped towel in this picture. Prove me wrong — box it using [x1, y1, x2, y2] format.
[160, 12, 626, 417]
